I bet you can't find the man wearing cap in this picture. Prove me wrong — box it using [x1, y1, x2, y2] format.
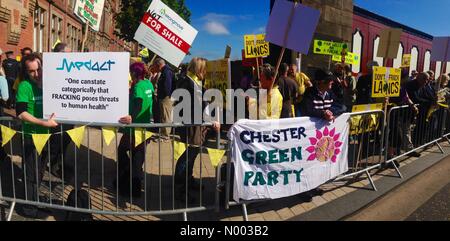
[2, 51, 19, 108]
[301, 69, 344, 121]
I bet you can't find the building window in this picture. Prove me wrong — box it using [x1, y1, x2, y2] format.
[435, 62, 442, 78]
[34, 7, 48, 53]
[410, 47, 419, 75]
[51, 15, 63, 50]
[352, 30, 363, 73]
[66, 24, 81, 52]
[373, 36, 384, 66]
[393, 43, 404, 68]
[424, 50, 431, 72]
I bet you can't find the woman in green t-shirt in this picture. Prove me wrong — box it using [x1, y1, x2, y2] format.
[116, 62, 154, 198]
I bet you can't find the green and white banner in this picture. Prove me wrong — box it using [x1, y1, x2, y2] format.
[74, 0, 106, 32]
[228, 114, 350, 201]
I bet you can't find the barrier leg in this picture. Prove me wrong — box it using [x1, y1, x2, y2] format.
[182, 212, 188, 221]
[389, 159, 403, 179]
[435, 140, 445, 154]
[446, 136, 450, 145]
[365, 170, 377, 191]
[6, 201, 15, 221]
[215, 165, 221, 213]
[241, 203, 248, 221]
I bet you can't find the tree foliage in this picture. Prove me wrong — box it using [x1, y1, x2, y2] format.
[115, 0, 191, 42]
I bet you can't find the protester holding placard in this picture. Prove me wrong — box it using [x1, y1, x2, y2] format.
[15, 53, 58, 218]
[174, 57, 220, 201]
[115, 62, 155, 198]
[248, 64, 283, 120]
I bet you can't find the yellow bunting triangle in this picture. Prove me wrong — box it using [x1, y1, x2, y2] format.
[173, 141, 187, 162]
[66, 126, 86, 148]
[1, 125, 16, 147]
[134, 128, 154, 147]
[207, 148, 226, 167]
[102, 127, 116, 146]
[32, 134, 51, 156]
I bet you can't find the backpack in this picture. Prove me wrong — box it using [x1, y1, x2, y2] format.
[65, 188, 93, 221]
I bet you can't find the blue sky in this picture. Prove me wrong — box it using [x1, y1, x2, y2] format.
[184, 0, 450, 62]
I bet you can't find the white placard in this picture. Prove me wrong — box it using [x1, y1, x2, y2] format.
[43, 52, 129, 124]
[228, 114, 350, 202]
[74, 0, 106, 32]
[134, 0, 198, 67]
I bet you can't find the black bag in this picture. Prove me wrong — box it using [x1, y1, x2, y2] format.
[65, 189, 93, 221]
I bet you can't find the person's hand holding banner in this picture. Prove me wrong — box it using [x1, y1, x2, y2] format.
[46, 113, 59, 128]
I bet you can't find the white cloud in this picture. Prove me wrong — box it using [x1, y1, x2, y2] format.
[204, 21, 231, 35]
[253, 26, 266, 34]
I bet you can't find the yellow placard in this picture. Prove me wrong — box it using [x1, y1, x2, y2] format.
[332, 52, 360, 65]
[244, 34, 270, 58]
[352, 104, 384, 113]
[372, 67, 401, 98]
[350, 114, 380, 136]
[139, 48, 149, 58]
[205, 58, 231, 108]
[314, 40, 348, 56]
[402, 54, 411, 67]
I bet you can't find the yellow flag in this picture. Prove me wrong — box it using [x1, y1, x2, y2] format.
[134, 128, 154, 147]
[32, 134, 52, 156]
[207, 148, 226, 167]
[102, 127, 116, 146]
[66, 126, 86, 148]
[173, 141, 187, 161]
[1, 125, 16, 147]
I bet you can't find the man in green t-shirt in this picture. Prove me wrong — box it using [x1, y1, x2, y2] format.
[116, 62, 154, 198]
[15, 53, 58, 218]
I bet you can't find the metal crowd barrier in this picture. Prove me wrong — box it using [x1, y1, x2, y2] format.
[0, 117, 219, 221]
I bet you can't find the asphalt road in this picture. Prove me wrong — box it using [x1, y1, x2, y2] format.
[406, 182, 450, 221]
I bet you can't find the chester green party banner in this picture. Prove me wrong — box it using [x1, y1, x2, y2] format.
[228, 114, 350, 201]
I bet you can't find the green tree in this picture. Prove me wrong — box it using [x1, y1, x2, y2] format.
[114, 0, 191, 42]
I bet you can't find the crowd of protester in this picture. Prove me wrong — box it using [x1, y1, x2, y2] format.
[1, 44, 450, 217]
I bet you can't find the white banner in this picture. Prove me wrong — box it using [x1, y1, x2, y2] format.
[42, 52, 130, 124]
[228, 114, 350, 202]
[74, 0, 106, 32]
[134, 0, 198, 67]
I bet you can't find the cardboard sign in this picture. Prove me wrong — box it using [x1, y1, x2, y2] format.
[372, 66, 401, 98]
[42, 52, 130, 123]
[241, 50, 263, 68]
[431, 37, 450, 62]
[265, 0, 320, 54]
[314, 40, 348, 56]
[332, 52, 360, 65]
[244, 34, 270, 58]
[74, 0, 106, 31]
[134, 0, 198, 67]
[205, 59, 231, 109]
[377, 28, 402, 59]
[401, 54, 411, 67]
[224, 45, 232, 59]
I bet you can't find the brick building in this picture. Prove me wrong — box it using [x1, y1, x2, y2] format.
[0, 0, 133, 57]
